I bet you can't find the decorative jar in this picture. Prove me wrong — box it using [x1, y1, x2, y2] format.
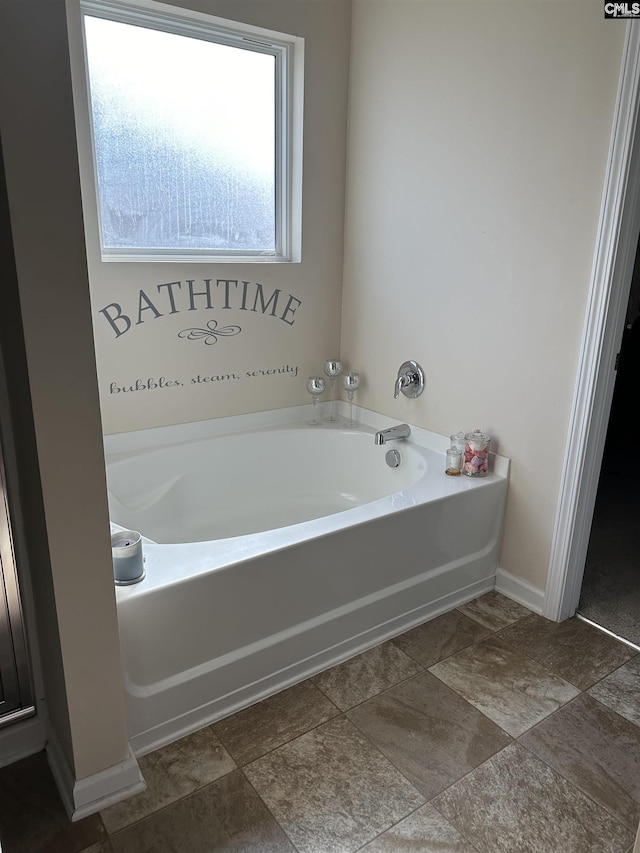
[445, 446, 463, 475]
[450, 431, 466, 455]
[463, 429, 491, 477]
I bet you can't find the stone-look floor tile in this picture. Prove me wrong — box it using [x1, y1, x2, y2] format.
[79, 842, 114, 853]
[311, 640, 422, 711]
[588, 656, 640, 727]
[497, 613, 636, 690]
[101, 727, 236, 833]
[109, 769, 295, 852]
[0, 751, 108, 853]
[456, 590, 531, 631]
[212, 679, 340, 764]
[359, 803, 477, 852]
[347, 671, 511, 799]
[429, 636, 579, 737]
[391, 609, 492, 668]
[520, 693, 640, 830]
[433, 742, 634, 853]
[244, 715, 424, 853]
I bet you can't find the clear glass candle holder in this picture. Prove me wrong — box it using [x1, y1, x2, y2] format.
[323, 359, 342, 422]
[445, 447, 463, 476]
[341, 372, 360, 428]
[306, 376, 325, 425]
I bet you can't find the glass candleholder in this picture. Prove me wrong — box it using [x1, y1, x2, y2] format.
[445, 446, 463, 476]
[306, 376, 325, 425]
[450, 431, 466, 456]
[323, 359, 342, 422]
[341, 372, 360, 428]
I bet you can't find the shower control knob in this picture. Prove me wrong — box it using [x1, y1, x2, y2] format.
[394, 361, 424, 399]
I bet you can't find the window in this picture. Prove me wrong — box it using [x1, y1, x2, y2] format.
[79, 0, 303, 262]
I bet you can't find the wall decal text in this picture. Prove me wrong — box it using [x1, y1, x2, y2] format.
[178, 319, 242, 345]
[98, 279, 302, 339]
[108, 364, 300, 395]
[109, 377, 183, 394]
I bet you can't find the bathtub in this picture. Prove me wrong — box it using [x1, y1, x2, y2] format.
[105, 406, 509, 755]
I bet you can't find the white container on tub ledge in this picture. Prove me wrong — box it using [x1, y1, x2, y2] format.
[111, 529, 145, 585]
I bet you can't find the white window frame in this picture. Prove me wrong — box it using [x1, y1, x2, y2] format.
[79, 0, 304, 263]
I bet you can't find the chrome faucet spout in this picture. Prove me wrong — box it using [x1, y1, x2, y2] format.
[374, 424, 411, 445]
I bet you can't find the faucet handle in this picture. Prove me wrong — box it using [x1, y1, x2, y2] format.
[394, 361, 424, 399]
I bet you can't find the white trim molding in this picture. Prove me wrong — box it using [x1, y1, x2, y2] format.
[46, 728, 146, 821]
[494, 567, 544, 615]
[0, 713, 46, 768]
[544, 22, 640, 622]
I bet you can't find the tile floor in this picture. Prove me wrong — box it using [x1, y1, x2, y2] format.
[2, 591, 640, 852]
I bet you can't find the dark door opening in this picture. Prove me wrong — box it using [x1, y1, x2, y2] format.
[577, 237, 640, 647]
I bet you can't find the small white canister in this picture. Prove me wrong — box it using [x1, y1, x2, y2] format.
[111, 530, 145, 585]
[463, 429, 491, 477]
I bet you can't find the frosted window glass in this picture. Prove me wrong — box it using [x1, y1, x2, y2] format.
[83, 16, 276, 253]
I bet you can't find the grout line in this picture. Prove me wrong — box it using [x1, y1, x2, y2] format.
[240, 769, 302, 852]
[221, 708, 343, 769]
[515, 735, 640, 841]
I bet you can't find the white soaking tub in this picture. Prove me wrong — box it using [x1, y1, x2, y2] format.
[104, 406, 510, 755]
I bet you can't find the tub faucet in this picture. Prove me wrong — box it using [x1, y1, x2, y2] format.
[394, 373, 412, 399]
[374, 424, 411, 445]
[394, 361, 425, 399]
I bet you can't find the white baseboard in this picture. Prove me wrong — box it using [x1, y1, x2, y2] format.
[46, 728, 146, 821]
[494, 566, 545, 615]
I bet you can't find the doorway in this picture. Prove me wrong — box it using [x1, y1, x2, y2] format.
[576, 241, 640, 647]
[544, 22, 640, 624]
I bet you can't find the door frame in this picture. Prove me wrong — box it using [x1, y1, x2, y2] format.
[544, 21, 640, 621]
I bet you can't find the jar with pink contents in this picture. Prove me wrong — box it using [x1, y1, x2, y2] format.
[463, 429, 491, 477]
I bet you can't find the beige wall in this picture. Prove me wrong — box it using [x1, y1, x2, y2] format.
[67, 0, 352, 435]
[341, 0, 625, 593]
[0, 0, 130, 779]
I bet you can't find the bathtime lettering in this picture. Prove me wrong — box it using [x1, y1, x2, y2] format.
[98, 279, 302, 340]
[108, 365, 299, 394]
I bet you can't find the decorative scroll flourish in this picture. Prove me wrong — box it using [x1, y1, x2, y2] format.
[178, 320, 242, 345]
